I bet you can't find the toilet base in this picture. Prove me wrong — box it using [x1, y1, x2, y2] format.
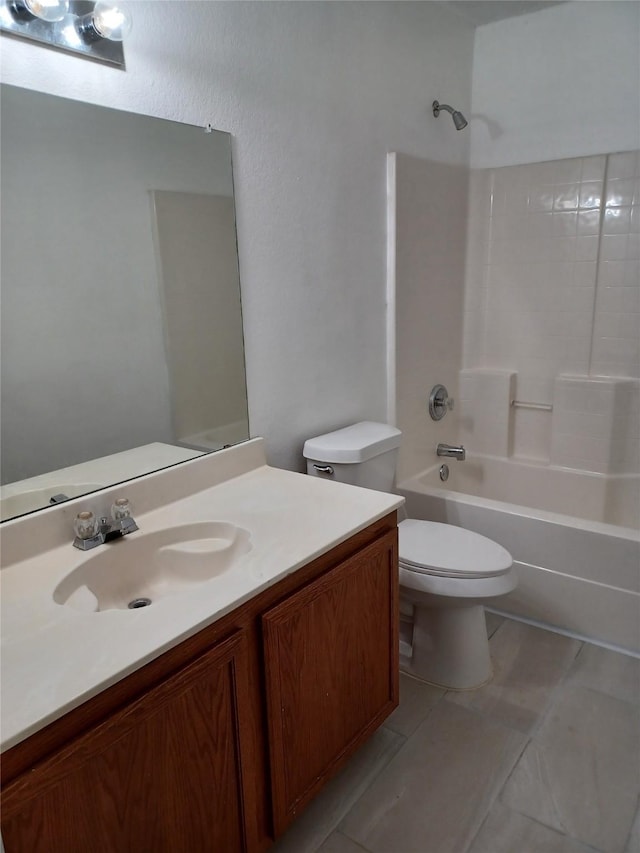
[401, 603, 493, 690]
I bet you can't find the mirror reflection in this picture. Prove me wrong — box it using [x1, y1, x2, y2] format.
[0, 85, 249, 521]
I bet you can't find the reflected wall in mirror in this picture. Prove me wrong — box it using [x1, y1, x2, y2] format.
[0, 85, 249, 521]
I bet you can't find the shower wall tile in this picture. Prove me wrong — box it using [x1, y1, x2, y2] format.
[458, 369, 514, 457]
[577, 209, 600, 235]
[581, 155, 607, 181]
[463, 149, 640, 467]
[550, 376, 616, 473]
[608, 150, 639, 180]
[611, 380, 640, 475]
[512, 408, 552, 462]
[464, 154, 602, 400]
[591, 150, 640, 379]
[550, 375, 640, 474]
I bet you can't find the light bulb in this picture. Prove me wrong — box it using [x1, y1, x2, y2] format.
[91, 2, 131, 41]
[11, 0, 68, 22]
[24, 0, 68, 21]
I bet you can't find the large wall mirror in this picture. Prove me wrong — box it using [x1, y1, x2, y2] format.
[0, 84, 249, 521]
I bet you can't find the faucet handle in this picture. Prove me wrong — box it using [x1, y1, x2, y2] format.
[111, 497, 138, 536]
[428, 384, 454, 421]
[74, 510, 98, 540]
[111, 497, 132, 521]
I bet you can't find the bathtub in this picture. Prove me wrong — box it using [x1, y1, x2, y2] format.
[397, 456, 640, 655]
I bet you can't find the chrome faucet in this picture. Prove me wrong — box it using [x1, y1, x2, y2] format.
[73, 498, 138, 550]
[437, 442, 466, 461]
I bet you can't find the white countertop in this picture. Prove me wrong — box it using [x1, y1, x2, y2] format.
[0, 439, 402, 752]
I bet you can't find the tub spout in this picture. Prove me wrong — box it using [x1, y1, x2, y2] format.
[437, 443, 466, 461]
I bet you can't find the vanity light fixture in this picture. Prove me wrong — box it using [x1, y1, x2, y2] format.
[0, 0, 131, 67]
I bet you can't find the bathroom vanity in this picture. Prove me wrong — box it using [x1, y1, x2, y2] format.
[0, 440, 402, 852]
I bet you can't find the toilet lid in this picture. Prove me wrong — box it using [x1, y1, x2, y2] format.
[398, 519, 512, 579]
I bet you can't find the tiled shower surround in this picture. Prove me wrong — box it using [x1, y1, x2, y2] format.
[462, 150, 639, 473]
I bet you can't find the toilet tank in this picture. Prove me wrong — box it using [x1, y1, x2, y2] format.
[303, 422, 401, 492]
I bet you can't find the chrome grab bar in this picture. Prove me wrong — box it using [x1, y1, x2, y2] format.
[510, 400, 553, 412]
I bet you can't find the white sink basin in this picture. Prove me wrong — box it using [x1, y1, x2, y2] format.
[53, 521, 252, 612]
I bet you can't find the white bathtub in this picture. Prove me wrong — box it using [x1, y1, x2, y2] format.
[397, 456, 640, 655]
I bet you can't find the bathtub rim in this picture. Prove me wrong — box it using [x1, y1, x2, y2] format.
[397, 462, 640, 543]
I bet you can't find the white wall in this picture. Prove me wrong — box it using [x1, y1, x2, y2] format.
[0, 1, 474, 471]
[393, 154, 468, 482]
[471, 1, 640, 169]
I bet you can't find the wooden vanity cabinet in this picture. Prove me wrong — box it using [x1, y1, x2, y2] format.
[1, 513, 398, 853]
[263, 530, 399, 835]
[1, 631, 256, 853]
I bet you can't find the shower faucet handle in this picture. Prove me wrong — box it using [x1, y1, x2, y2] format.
[428, 384, 454, 421]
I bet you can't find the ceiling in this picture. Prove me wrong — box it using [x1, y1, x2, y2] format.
[442, 1, 566, 27]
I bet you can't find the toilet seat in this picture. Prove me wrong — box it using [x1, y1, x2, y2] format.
[398, 519, 512, 579]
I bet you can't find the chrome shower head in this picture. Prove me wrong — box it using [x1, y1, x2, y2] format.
[452, 110, 468, 130]
[432, 100, 468, 131]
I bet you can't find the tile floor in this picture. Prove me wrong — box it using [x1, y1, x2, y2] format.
[271, 614, 640, 853]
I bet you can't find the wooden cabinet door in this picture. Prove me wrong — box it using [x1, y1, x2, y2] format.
[1, 631, 255, 853]
[262, 529, 399, 835]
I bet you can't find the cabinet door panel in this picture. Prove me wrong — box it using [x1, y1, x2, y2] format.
[2, 631, 252, 853]
[263, 530, 398, 834]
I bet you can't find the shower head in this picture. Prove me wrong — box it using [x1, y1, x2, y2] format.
[432, 100, 468, 131]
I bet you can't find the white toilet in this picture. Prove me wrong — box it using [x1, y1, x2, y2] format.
[303, 421, 517, 690]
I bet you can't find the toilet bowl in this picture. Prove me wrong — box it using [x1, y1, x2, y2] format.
[303, 422, 517, 690]
[398, 518, 516, 689]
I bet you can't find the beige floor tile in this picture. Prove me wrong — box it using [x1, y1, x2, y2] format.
[569, 642, 640, 705]
[447, 619, 582, 732]
[501, 685, 640, 853]
[338, 700, 526, 853]
[270, 726, 404, 853]
[316, 831, 370, 853]
[468, 801, 596, 853]
[385, 672, 445, 738]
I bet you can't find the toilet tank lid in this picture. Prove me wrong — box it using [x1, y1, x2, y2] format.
[303, 422, 402, 464]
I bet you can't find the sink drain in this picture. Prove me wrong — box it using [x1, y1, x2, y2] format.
[128, 597, 152, 609]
